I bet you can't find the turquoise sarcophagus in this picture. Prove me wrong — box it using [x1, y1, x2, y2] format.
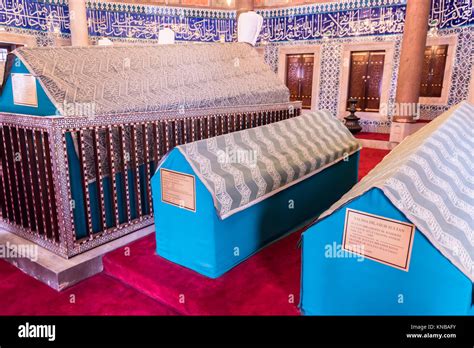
[152, 110, 361, 278]
[0, 43, 301, 257]
[300, 102, 474, 315]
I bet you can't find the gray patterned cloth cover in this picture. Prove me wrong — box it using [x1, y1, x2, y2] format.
[175, 110, 360, 219]
[319, 102, 474, 281]
[13, 43, 289, 115]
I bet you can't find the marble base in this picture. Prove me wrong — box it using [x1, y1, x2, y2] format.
[357, 138, 397, 150]
[389, 120, 428, 143]
[0, 225, 154, 291]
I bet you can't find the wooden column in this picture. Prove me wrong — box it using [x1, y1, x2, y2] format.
[393, 0, 431, 122]
[69, 0, 89, 46]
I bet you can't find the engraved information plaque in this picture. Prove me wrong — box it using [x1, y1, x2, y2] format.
[12, 73, 38, 107]
[161, 169, 196, 212]
[342, 208, 415, 271]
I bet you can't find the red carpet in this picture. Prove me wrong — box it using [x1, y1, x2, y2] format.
[358, 148, 390, 180]
[0, 147, 389, 315]
[103, 229, 303, 315]
[102, 148, 391, 315]
[0, 260, 177, 315]
[355, 132, 390, 141]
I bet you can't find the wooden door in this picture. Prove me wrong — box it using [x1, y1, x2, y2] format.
[420, 45, 448, 98]
[286, 54, 314, 109]
[300, 55, 314, 109]
[286, 55, 301, 103]
[365, 52, 385, 112]
[347, 50, 385, 112]
[347, 51, 369, 111]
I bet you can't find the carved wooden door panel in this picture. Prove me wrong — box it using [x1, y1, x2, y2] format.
[286, 54, 314, 109]
[300, 55, 314, 109]
[420, 46, 433, 97]
[347, 51, 369, 111]
[286, 55, 301, 103]
[347, 50, 385, 112]
[365, 51, 385, 112]
[420, 45, 448, 98]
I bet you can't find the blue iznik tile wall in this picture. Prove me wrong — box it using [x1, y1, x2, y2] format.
[0, 0, 70, 35]
[86, 1, 236, 42]
[0, 0, 70, 46]
[258, 0, 473, 132]
[2, 1, 471, 45]
[0, 0, 236, 43]
[262, 24, 473, 132]
[1, 0, 473, 131]
[256, 0, 473, 43]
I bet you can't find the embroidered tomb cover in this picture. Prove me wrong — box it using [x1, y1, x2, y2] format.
[318, 102, 474, 281]
[12, 43, 289, 116]
[175, 110, 360, 219]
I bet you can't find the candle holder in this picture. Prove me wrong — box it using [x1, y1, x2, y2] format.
[344, 98, 362, 134]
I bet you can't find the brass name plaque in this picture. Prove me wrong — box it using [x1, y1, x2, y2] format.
[12, 73, 38, 107]
[160, 168, 196, 212]
[342, 208, 415, 271]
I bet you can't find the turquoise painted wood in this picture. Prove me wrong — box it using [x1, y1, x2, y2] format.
[300, 188, 473, 315]
[0, 59, 57, 116]
[152, 148, 359, 278]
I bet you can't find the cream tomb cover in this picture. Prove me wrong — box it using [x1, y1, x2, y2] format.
[319, 102, 474, 281]
[12, 43, 290, 116]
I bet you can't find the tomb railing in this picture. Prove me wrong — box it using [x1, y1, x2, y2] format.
[0, 102, 302, 257]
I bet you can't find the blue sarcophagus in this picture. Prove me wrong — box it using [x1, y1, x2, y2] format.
[0, 43, 300, 257]
[152, 110, 361, 278]
[300, 102, 474, 315]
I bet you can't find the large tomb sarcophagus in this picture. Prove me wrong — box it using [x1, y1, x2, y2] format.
[300, 102, 473, 315]
[151, 110, 360, 278]
[0, 43, 301, 258]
